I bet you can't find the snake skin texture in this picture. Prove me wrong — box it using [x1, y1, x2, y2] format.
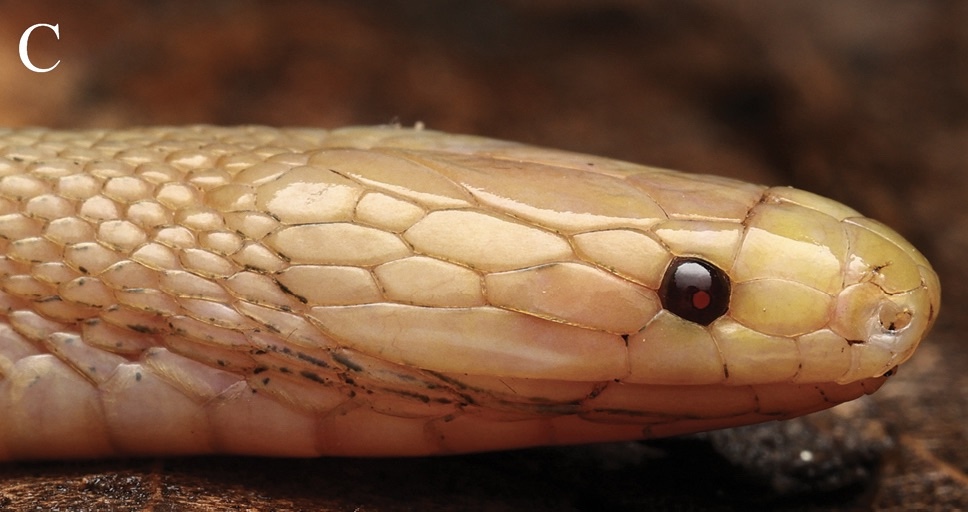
[0, 125, 939, 459]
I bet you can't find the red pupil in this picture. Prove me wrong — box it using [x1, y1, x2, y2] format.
[691, 289, 711, 310]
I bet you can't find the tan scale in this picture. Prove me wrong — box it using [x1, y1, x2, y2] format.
[0, 125, 940, 460]
[373, 256, 485, 307]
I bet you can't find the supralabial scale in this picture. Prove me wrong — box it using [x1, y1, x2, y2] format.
[0, 125, 939, 459]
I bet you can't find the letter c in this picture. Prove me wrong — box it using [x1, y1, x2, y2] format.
[20, 23, 60, 73]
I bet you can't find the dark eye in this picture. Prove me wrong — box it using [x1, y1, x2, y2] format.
[659, 257, 731, 326]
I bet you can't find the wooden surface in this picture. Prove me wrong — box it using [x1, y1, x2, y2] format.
[0, 1, 964, 510]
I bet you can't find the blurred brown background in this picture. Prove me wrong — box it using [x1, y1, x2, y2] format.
[0, 1, 964, 510]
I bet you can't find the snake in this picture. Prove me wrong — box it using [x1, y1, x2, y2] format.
[0, 125, 939, 460]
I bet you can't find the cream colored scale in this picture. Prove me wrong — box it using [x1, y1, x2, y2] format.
[0, 125, 939, 459]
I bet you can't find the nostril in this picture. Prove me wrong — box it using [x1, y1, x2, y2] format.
[878, 301, 913, 333]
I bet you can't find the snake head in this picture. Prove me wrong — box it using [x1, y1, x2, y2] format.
[590, 180, 942, 440]
[604, 168, 940, 395]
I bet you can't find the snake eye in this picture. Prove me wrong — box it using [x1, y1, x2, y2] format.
[660, 257, 731, 326]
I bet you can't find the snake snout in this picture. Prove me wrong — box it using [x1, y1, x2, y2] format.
[827, 221, 940, 383]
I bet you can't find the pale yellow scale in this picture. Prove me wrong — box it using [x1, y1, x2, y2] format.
[0, 125, 939, 460]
